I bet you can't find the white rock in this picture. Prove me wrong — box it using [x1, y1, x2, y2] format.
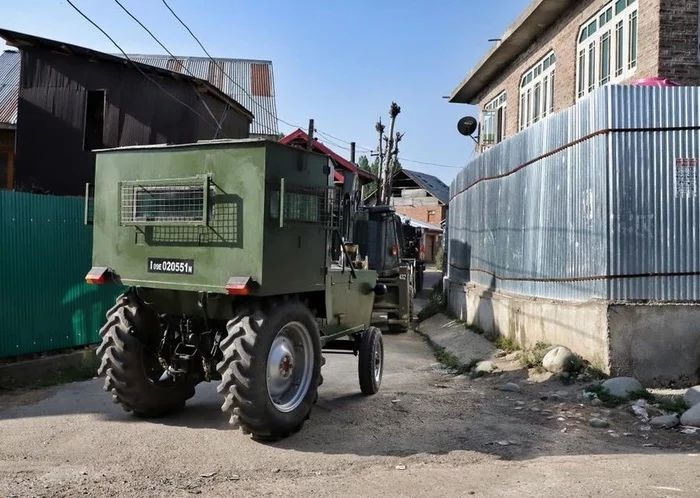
[680, 403, 700, 427]
[499, 382, 521, 392]
[471, 361, 496, 378]
[601, 377, 644, 398]
[590, 418, 610, 428]
[684, 386, 700, 407]
[650, 414, 680, 429]
[542, 346, 580, 374]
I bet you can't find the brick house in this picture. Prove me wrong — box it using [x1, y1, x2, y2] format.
[449, 0, 698, 150]
[388, 169, 448, 225]
[365, 169, 448, 263]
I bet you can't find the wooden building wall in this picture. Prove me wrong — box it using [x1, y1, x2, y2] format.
[14, 48, 250, 195]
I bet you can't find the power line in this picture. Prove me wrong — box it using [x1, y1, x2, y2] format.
[313, 130, 461, 169]
[64, 0, 224, 137]
[314, 129, 373, 152]
[160, 0, 390, 151]
[313, 131, 353, 151]
[115, 0, 280, 136]
[315, 132, 463, 170]
[112, 0, 225, 134]
[159, 0, 464, 171]
[160, 0, 302, 132]
[398, 158, 463, 169]
[112, 0, 284, 138]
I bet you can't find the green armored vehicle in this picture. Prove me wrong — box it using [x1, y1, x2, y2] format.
[334, 172, 416, 333]
[84, 138, 386, 441]
[351, 205, 415, 333]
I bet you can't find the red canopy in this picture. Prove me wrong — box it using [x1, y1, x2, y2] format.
[631, 76, 680, 87]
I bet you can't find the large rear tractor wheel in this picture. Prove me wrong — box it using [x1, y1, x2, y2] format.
[216, 297, 321, 441]
[96, 290, 198, 418]
[358, 326, 384, 395]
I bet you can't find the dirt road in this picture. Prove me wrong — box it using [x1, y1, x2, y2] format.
[1, 271, 699, 497]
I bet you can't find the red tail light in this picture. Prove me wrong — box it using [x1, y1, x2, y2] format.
[85, 266, 110, 285]
[391, 245, 398, 257]
[225, 276, 252, 295]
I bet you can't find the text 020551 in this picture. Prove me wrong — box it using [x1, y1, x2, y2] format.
[147, 258, 194, 275]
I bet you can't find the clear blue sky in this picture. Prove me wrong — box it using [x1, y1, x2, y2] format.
[0, 0, 530, 185]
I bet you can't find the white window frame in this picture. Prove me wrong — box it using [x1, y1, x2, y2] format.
[481, 91, 507, 147]
[519, 51, 556, 132]
[576, 0, 638, 101]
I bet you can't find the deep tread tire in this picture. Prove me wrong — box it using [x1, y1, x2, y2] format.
[96, 290, 197, 418]
[216, 298, 321, 441]
[358, 326, 383, 395]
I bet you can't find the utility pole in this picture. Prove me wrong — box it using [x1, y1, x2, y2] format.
[379, 102, 401, 205]
[350, 142, 356, 163]
[307, 118, 314, 150]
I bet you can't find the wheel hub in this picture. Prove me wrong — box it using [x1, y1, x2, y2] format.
[267, 337, 295, 398]
[374, 342, 383, 382]
[279, 354, 294, 378]
[266, 321, 314, 413]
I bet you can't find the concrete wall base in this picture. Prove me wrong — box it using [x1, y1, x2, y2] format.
[0, 347, 98, 389]
[446, 280, 700, 388]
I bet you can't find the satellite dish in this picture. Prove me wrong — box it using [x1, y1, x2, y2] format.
[457, 116, 478, 136]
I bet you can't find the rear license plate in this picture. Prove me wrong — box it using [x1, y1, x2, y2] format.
[147, 258, 194, 275]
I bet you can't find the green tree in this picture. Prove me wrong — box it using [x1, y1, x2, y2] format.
[358, 155, 371, 172]
[358, 155, 400, 176]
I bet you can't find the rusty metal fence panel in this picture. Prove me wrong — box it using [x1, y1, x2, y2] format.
[448, 85, 700, 302]
[0, 190, 124, 358]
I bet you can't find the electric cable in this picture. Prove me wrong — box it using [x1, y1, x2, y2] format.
[65, 0, 224, 136]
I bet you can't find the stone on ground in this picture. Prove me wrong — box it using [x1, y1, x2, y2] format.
[471, 361, 496, 378]
[649, 414, 680, 429]
[684, 386, 700, 407]
[601, 377, 643, 398]
[499, 382, 521, 392]
[542, 346, 580, 374]
[590, 418, 610, 428]
[680, 403, 700, 427]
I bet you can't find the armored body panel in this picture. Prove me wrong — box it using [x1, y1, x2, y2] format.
[90, 138, 334, 296]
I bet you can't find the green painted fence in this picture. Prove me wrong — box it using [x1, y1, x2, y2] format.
[0, 190, 125, 358]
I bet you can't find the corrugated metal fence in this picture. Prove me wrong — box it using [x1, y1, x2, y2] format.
[0, 190, 124, 358]
[448, 85, 700, 302]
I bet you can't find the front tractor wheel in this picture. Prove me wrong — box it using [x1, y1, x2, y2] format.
[96, 290, 198, 418]
[358, 326, 384, 395]
[216, 298, 321, 441]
